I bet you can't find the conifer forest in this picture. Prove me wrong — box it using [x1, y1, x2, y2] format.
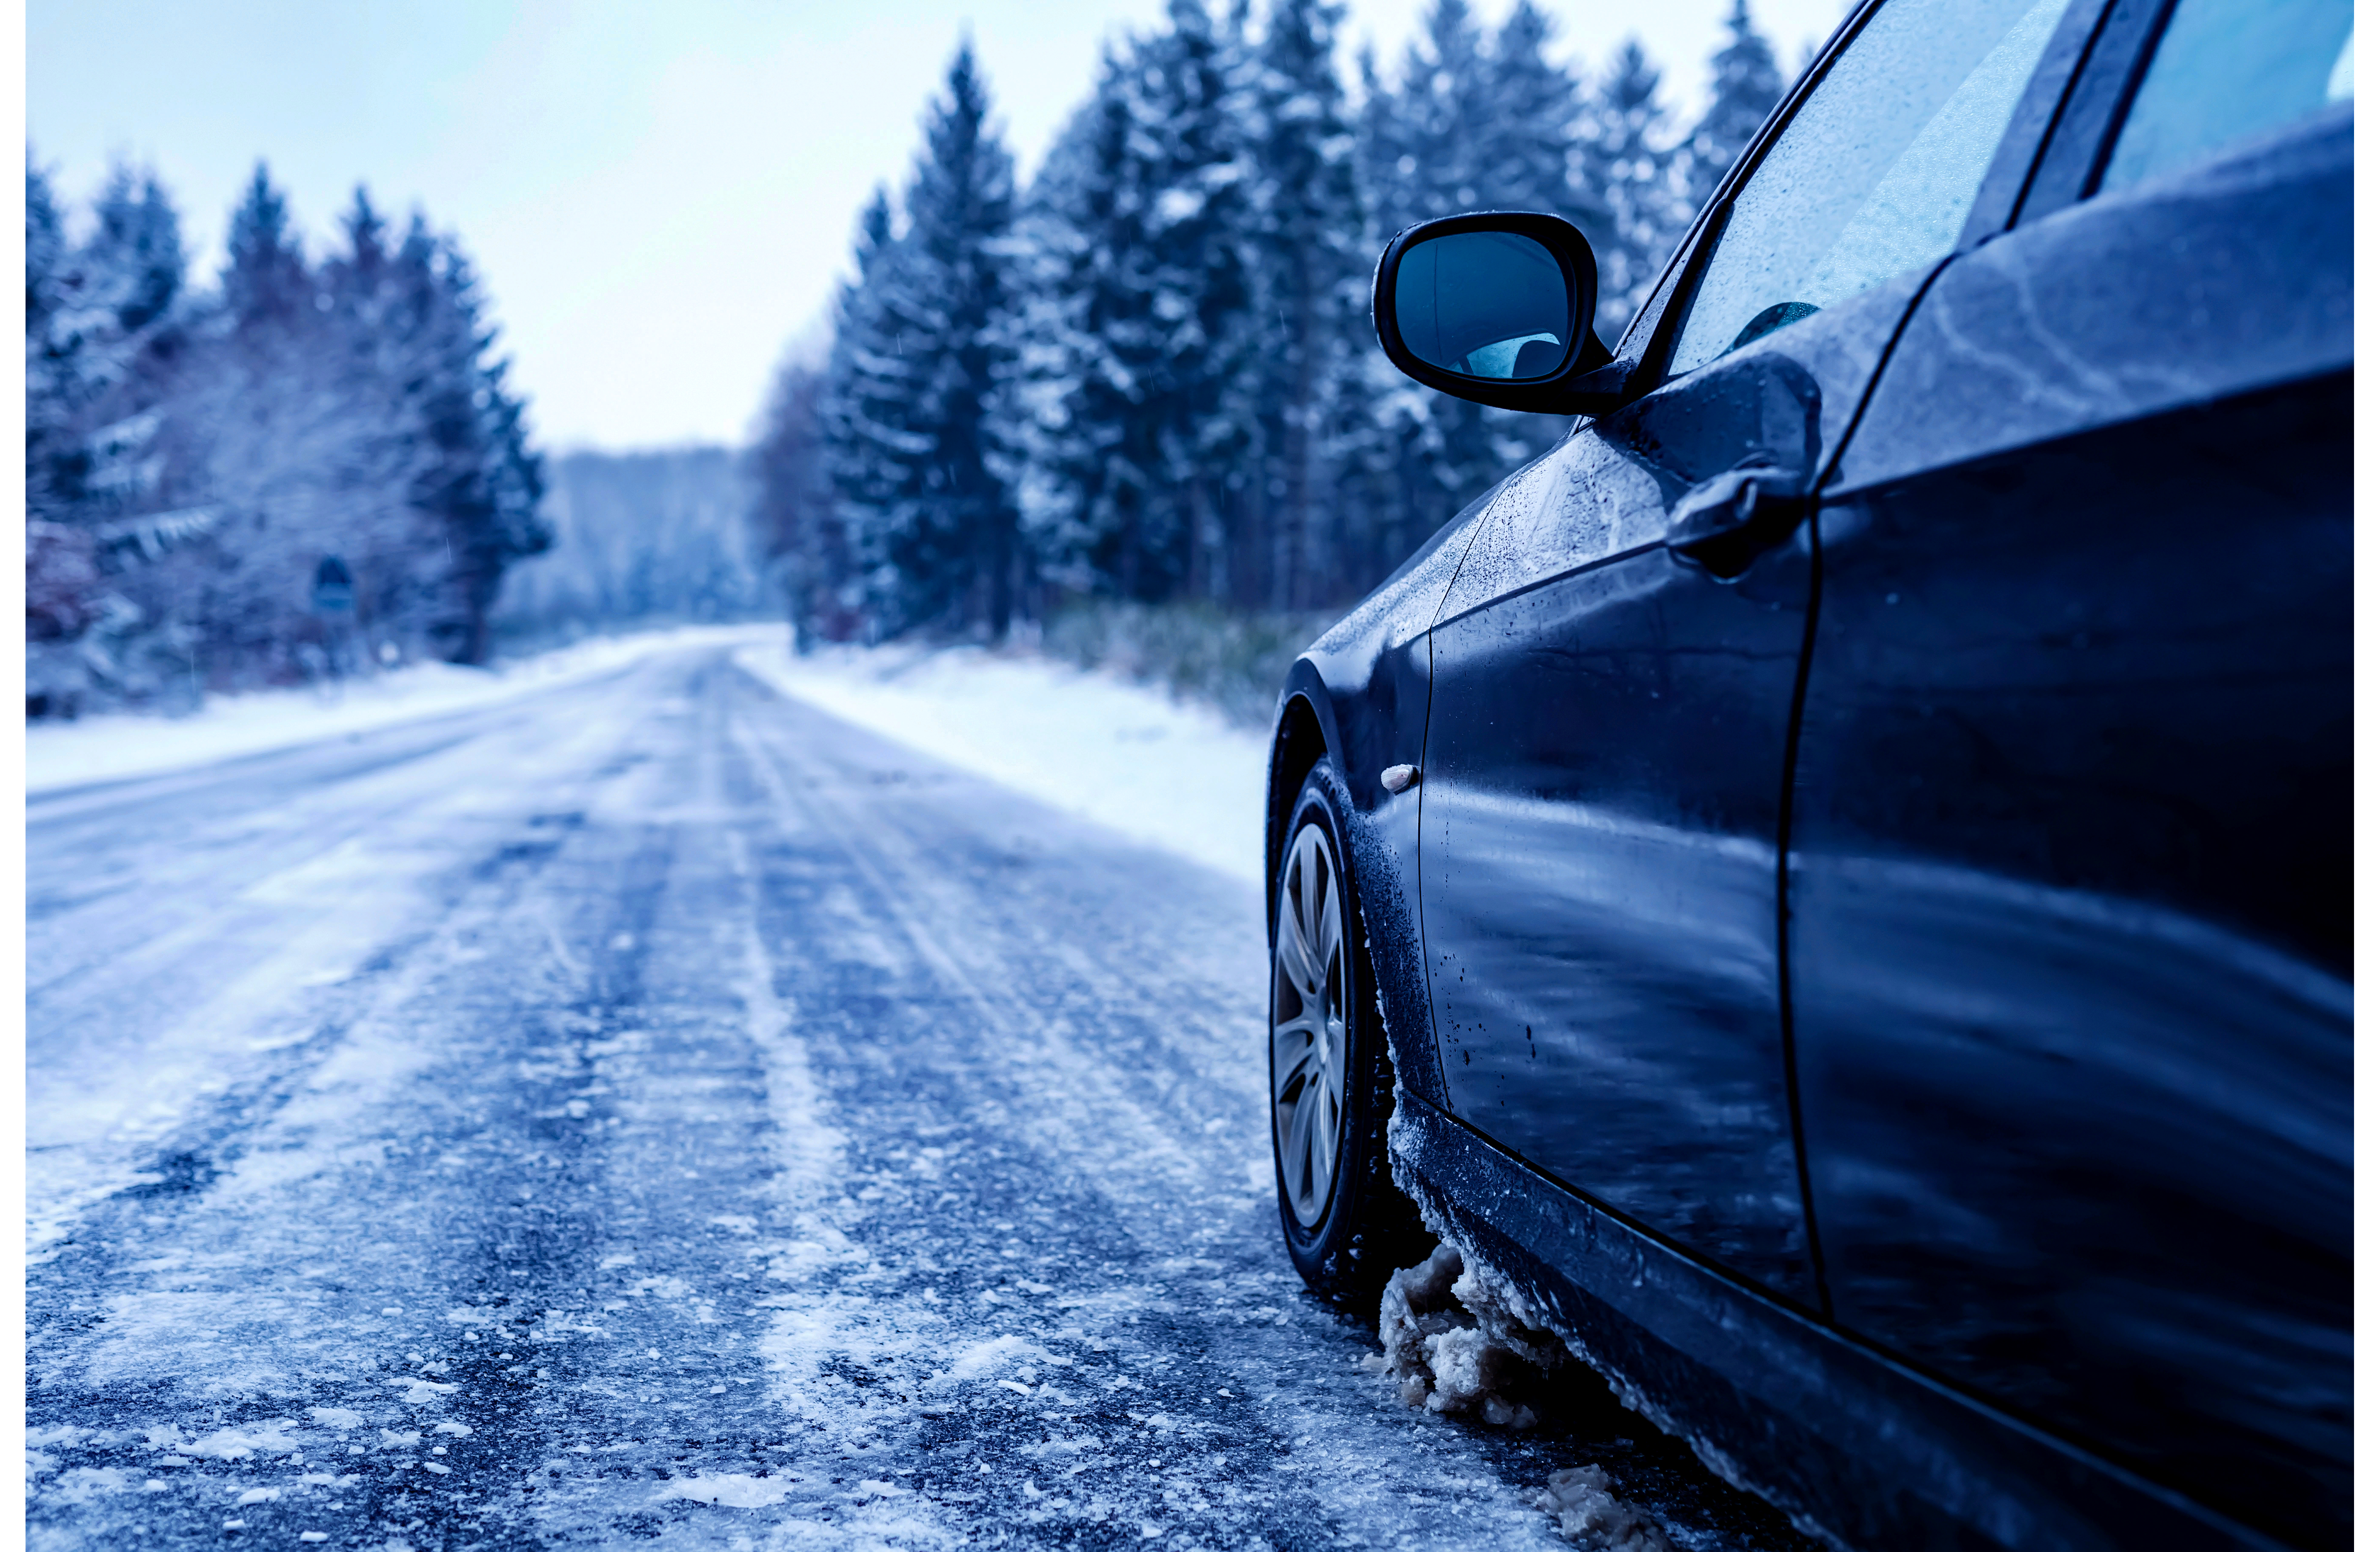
[25, 164, 551, 715]
[27, 0, 1788, 711]
[755, 0, 1787, 642]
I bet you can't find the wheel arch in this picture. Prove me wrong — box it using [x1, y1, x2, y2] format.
[1265, 685, 1335, 915]
[1264, 659, 1446, 1112]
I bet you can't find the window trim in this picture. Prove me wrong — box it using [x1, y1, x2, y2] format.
[1605, 0, 1888, 400]
[1954, 0, 2122, 242]
[1612, 0, 2106, 397]
[2011, 0, 2179, 220]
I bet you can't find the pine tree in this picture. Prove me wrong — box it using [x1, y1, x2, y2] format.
[27, 161, 76, 525]
[1003, 60, 1138, 601]
[1683, 0, 1786, 217]
[311, 187, 445, 657]
[1593, 39, 1691, 340]
[1350, 0, 1577, 561]
[824, 46, 1020, 638]
[86, 167, 185, 337]
[1114, 0, 1257, 603]
[819, 184, 904, 636]
[401, 226, 549, 664]
[26, 160, 63, 337]
[1480, 3, 1606, 238]
[1239, 0, 1369, 608]
[1008, 2, 1255, 607]
[1362, 0, 1494, 236]
[749, 354, 840, 645]
[223, 162, 308, 328]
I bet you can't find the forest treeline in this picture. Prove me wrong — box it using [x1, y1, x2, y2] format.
[752, 0, 1789, 644]
[26, 162, 549, 715]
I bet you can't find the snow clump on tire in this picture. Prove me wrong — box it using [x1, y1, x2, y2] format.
[1372, 1241, 1567, 1428]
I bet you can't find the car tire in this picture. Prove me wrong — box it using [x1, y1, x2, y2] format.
[1271, 761, 1427, 1310]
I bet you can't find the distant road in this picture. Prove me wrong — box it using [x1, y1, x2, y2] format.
[26, 641, 1809, 1551]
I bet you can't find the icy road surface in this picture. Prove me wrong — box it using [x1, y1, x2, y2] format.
[28, 641, 1814, 1551]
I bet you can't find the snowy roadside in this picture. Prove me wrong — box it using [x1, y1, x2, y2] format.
[730, 639, 1272, 885]
[26, 621, 1277, 887]
[24, 623, 783, 796]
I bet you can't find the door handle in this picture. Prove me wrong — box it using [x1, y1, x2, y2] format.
[1665, 466, 1809, 580]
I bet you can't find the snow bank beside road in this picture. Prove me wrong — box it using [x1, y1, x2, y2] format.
[26, 624, 780, 795]
[732, 640, 1272, 884]
[26, 622, 1279, 886]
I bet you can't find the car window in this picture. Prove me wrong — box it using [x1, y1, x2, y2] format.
[2098, 0, 2351, 192]
[1667, 0, 2070, 379]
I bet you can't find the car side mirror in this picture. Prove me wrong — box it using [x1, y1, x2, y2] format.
[1372, 212, 1624, 415]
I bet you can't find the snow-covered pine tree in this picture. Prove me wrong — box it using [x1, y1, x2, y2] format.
[1002, 58, 1137, 602]
[1110, 0, 1257, 604]
[169, 168, 364, 680]
[27, 162, 77, 528]
[749, 354, 841, 645]
[1682, 0, 1787, 218]
[1350, 0, 1580, 565]
[24, 160, 207, 712]
[1361, 0, 1495, 237]
[823, 45, 1020, 639]
[223, 162, 309, 329]
[313, 188, 451, 661]
[1237, 0, 1369, 609]
[819, 184, 904, 639]
[399, 223, 550, 665]
[26, 163, 189, 528]
[1006, 1, 1256, 608]
[1480, 4, 1608, 247]
[1592, 39, 1693, 341]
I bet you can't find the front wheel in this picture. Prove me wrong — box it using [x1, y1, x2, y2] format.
[1271, 762, 1426, 1309]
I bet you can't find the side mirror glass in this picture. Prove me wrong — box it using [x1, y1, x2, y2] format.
[1373, 212, 1618, 413]
[1394, 230, 1573, 380]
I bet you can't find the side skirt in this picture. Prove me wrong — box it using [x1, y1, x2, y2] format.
[1388, 1093, 2282, 1552]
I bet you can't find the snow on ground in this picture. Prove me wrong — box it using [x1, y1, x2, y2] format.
[27, 624, 1277, 888]
[24, 623, 782, 796]
[29, 635, 1814, 1551]
[731, 639, 1272, 884]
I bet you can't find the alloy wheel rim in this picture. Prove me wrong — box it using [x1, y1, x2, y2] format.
[1273, 820, 1349, 1228]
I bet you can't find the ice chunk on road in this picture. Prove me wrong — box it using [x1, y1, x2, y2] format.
[388, 1377, 456, 1403]
[664, 1472, 796, 1508]
[1376, 1242, 1565, 1428]
[176, 1421, 300, 1458]
[934, 1332, 1056, 1387]
[307, 1407, 365, 1431]
[1536, 1465, 1677, 1551]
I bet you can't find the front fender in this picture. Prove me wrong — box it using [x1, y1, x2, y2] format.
[1265, 486, 1506, 1114]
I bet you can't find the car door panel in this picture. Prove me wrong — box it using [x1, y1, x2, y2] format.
[1417, 277, 1932, 1306]
[1413, 0, 2091, 1303]
[1791, 111, 2351, 1547]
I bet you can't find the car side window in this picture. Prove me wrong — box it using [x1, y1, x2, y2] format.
[1666, 0, 2071, 379]
[2098, 0, 2352, 192]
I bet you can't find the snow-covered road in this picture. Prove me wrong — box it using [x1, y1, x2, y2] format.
[28, 640, 1811, 1551]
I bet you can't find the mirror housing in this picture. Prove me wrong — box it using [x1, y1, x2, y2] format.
[1371, 211, 1623, 415]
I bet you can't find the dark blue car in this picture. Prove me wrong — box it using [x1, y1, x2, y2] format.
[1261, 0, 2350, 1545]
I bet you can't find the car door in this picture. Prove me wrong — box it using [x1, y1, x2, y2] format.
[1785, 0, 2352, 1542]
[1417, 0, 2082, 1305]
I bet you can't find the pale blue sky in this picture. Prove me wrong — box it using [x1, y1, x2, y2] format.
[30, 0, 1851, 450]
